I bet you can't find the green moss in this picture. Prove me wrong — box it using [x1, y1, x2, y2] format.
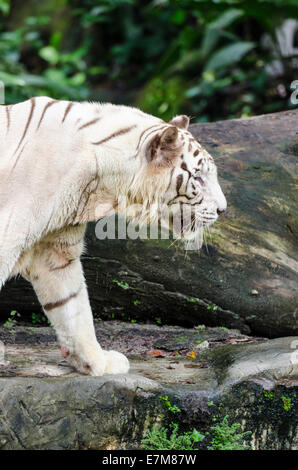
[159, 395, 181, 414]
[112, 279, 130, 290]
[208, 415, 251, 450]
[3, 310, 21, 333]
[31, 312, 47, 324]
[263, 390, 274, 400]
[142, 423, 205, 450]
[281, 396, 292, 412]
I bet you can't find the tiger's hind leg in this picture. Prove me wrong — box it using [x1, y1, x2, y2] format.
[22, 226, 129, 376]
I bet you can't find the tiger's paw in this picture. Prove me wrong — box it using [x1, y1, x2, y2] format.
[65, 347, 107, 376]
[103, 350, 130, 375]
[62, 346, 129, 376]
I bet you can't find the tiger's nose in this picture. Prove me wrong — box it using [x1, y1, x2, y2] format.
[215, 188, 227, 216]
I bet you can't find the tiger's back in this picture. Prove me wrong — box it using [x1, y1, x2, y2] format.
[0, 96, 226, 376]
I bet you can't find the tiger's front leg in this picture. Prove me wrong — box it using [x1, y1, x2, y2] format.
[23, 231, 129, 376]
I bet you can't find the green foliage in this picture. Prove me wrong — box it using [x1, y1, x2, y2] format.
[263, 389, 274, 400]
[138, 76, 186, 122]
[0, 0, 10, 16]
[281, 395, 292, 412]
[31, 312, 47, 325]
[0, 13, 88, 103]
[208, 415, 251, 450]
[142, 423, 205, 450]
[3, 310, 20, 333]
[0, 0, 297, 117]
[142, 412, 251, 450]
[206, 303, 219, 311]
[159, 395, 181, 414]
[112, 279, 130, 290]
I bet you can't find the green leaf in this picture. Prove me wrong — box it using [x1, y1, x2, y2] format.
[39, 46, 59, 65]
[0, 0, 10, 15]
[208, 8, 244, 31]
[201, 9, 244, 58]
[170, 9, 186, 25]
[69, 72, 86, 86]
[204, 41, 255, 71]
[191, 429, 205, 443]
[0, 71, 26, 86]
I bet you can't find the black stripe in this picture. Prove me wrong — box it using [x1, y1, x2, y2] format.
[43, 288, 80, 311]
[11, 143, 27, 173]
[92, 125, 136, 145]
[78, 117, 101, 131]
[62, 102, 74, 123]
[13, 98, 35, 155]
[36, 100, 57, 130]
[5, 106, 10, 135]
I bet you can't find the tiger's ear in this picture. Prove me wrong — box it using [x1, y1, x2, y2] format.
[169, 115, 190, 130]
[146, 126, 181, 168]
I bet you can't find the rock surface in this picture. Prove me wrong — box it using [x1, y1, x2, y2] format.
[1, 110, 297, 337]
[0, 322, 297, 450]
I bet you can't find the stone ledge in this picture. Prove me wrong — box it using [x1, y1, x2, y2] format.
[0, 322, 297, 449]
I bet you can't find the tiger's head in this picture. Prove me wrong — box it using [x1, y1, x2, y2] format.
[135, 114, 227, 249]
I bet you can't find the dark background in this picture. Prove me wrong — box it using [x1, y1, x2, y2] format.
[1, 0, 298, 122]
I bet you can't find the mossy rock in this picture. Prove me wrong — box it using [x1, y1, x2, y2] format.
[0, 323, 297, 449]
[1, 110, 297, 336]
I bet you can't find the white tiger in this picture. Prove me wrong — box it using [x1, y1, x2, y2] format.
[0, 97, 226, 376]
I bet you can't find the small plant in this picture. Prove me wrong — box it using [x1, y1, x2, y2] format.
[112, 279, 129, 290]
[206, 303, 219, 311]
[208, 415, 251, 450]
[197, 324, 206, 330]
[31, 312, 47, 325]
[133, 300, 141, 306]
[142, 423, 205, 450]
[174, 335, 187, 342]
[3, 310, 20, 333]
[219, 326, 228, 331]
[155, 317, 162, 326]
[263, 390, 274, 400]
[281, 396, 292, 412]
[159, 395, 181, 414]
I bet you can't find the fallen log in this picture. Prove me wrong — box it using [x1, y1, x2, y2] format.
[1, 109, 297, 337]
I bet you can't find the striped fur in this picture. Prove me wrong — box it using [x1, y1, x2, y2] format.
[0, 97, 226, 376]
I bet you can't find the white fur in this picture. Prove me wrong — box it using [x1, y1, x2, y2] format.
[0, 97, 226, 375]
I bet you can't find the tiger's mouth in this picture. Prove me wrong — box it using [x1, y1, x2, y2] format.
[163, 206, 219, 250]
[168, 207, 217, 239]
